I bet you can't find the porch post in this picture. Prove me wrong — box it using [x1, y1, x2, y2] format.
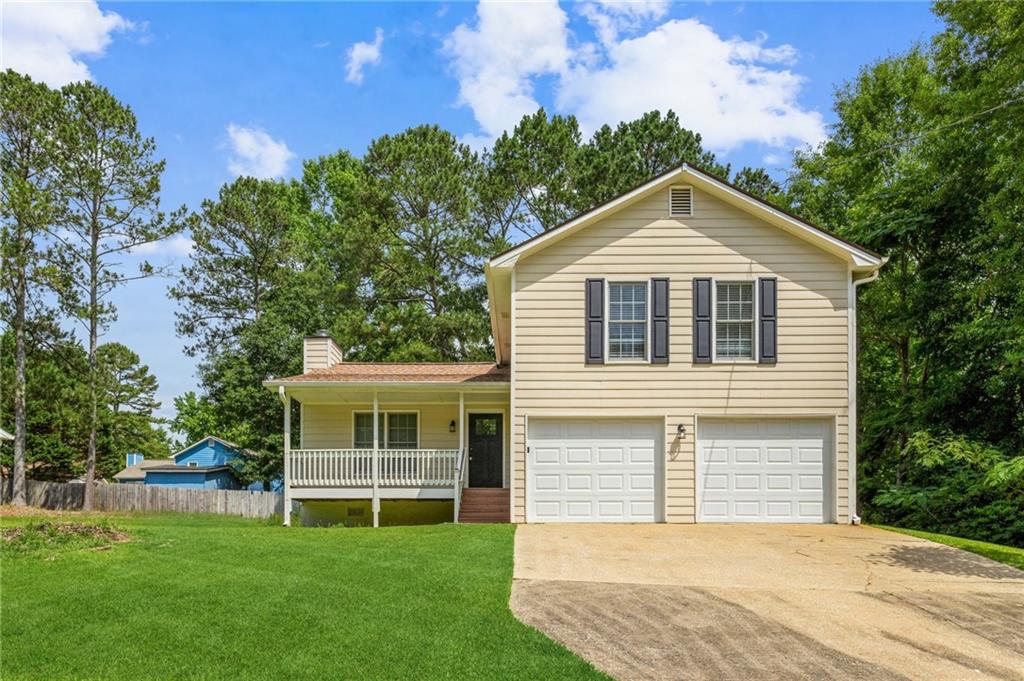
[372, 391, 380, 528]
[281, 387, 291, 527]
[455, 391, 465, 523]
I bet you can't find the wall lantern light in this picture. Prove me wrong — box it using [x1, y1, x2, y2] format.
[676, 423, 687, 438]
[449, 420, 457, 433]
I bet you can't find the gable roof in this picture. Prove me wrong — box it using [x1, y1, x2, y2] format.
[172, 436, 252, 462]
[489, 163, 883, 270]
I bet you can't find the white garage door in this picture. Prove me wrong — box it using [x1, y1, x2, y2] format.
[527, 419, 660, 523]
[697, 418, 830, 523]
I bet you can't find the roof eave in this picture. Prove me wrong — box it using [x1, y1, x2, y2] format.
[262, 379, 511, 392]
[484, 262, 504, 365]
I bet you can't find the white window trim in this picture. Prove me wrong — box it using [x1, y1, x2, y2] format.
[605, 279, 651, 364]
[187, 461, 199, 468]
[351, 410, 421, 449]
[711, 278, 759, 364]
[668, 184, 694, 217]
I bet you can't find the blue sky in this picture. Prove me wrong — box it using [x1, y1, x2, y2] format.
[2, 1, 941, 425]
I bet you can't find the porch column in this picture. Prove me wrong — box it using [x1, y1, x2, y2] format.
[455, 391, 465, 523]
[372, 391, 380, 528]
[281, 387, 291, 526]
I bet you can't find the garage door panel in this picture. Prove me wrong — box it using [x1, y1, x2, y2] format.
[528, 419, 660, 523]
[698, 418, 829, 523]
[598, 447, 624, 463]
[534, 474, 560, 491]
[566, 474, 592, 491]
[566, 448, 592, 464]
[735, 447, 760, 464]
[534, 447, 560, 464]
[630, 473, 655, 491]
[799, 447, 823, 463]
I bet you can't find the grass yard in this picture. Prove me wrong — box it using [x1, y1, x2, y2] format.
[875, 525, 1024, 571]
[1, 512, 605, 680]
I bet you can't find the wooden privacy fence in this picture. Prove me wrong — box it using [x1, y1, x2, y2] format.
[1, 478, 284, 519]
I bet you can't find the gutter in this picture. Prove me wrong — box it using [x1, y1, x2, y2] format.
[847, 261, 885, 524]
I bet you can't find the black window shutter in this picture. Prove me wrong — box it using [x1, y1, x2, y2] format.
[585, 278, 605, 364]
[758, 277, 778, 364]
[650, 278, 670, 364]
[693, 278, 712, 364]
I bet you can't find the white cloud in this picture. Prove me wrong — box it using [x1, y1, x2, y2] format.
[0, 0, 131, 86]
[225, 124, 294, 178]
[131, 234, 195, 257]
[443, 1, 572, 144]
[579, 0, 668, 46]
[558, 19, 824, 150]
[345, 28, 383, 85]
[444, 3, 824, 152]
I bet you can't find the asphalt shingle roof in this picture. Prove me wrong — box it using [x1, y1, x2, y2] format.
[273, 362, 509, 384]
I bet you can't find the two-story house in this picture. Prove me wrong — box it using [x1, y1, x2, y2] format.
[264, 164, 884, 527]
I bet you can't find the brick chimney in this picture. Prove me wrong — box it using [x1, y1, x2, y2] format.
[303, 330, 343, 373]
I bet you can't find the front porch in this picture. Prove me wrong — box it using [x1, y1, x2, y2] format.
[265, 361, 511, 527]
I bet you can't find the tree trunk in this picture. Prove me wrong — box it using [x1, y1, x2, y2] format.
[11, 269, 27, 506]
[83, 226, 99, 510]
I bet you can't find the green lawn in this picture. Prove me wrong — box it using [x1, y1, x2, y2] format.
[1, 513, 605, 680]
[874, 525, 1024, 570]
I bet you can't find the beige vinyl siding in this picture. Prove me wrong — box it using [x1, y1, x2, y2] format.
[301, 404, 461, 450]
[303, 337, 343, 372]
[301, 400, 512, 483]
[303, 338, 329, 372]
[511, 186, 851, 523]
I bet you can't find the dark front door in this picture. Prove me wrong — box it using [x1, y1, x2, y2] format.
[468, 413, 503, 487]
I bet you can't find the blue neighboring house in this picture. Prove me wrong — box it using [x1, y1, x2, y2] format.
[113, 437, 281, 491]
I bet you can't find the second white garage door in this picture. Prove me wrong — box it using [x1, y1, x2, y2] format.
[697, 418, 831, 523]
[527, 419, 660, 523]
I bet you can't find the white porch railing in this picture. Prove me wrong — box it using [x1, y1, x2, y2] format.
[289, 449, 461, 488]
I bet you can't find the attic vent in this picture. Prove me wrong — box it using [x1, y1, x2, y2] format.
[669, 186, 693, 217]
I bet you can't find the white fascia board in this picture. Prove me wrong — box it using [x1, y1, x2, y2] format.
[484, 262, 504, 365]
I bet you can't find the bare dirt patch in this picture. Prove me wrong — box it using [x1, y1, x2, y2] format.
[2, 520, 130, 556]
[0, 504, 80, 518]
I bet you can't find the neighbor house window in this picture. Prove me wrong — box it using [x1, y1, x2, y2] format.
[715, 281, 754, 359]
[608, 282, 647, 360]
[353, 412, 418, 449]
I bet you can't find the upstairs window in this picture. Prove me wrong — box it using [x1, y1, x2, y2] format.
[715, 282, 754, 360]
[608, 282, 647, 361]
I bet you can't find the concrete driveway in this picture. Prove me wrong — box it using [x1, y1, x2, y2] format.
[511, 524, 1024, 680]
